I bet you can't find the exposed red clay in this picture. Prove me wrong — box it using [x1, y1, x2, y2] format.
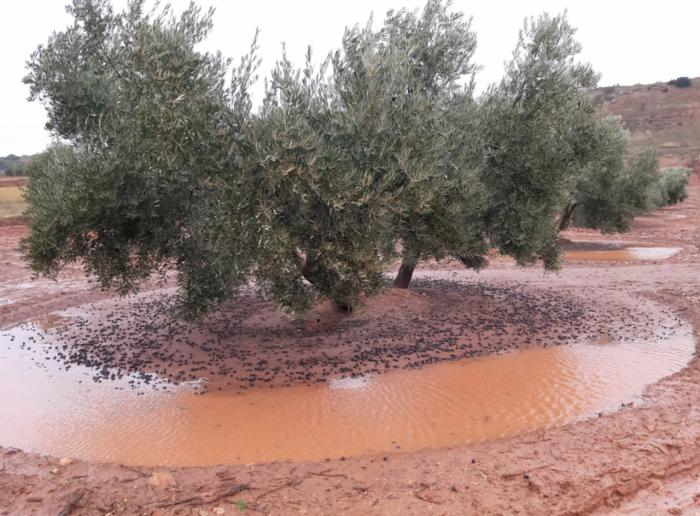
[1, 174, 700, 515]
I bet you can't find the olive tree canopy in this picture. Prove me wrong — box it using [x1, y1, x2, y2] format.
[478, 12, 600, 269]
[23, 0, 260, 317]
[22, 0, 635, 316]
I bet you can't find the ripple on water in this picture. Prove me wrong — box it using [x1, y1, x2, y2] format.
[0, 315, 694, 467]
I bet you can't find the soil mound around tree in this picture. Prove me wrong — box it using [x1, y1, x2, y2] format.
[20, 278, 656, 393]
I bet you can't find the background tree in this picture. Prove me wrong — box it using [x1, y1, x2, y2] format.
[557, 115, 643, 233]
[621, 149, 664, 215]
[0, 153, 35, 176]
[668, 76, 692, 88]
[656, 167, 691, 206]
[478, 12, 600, 269]
[558, 140, 691, 233]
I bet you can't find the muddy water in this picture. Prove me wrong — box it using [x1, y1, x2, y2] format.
[565, 247, 681, 262]
[0, 321, 693, 467]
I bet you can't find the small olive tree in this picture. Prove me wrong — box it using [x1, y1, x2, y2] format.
[656, 167, 690, 206]
[557, 115, 667, 233]
[561, 145, 664, 232]
[622, 150, 663, 214]
[558, 115, 629, 232]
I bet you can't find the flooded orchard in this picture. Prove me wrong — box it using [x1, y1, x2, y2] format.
[0, 312, 692, 467]
[564, 246, 681, 262]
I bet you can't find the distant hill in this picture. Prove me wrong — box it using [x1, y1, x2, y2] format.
[0, 154, 35, 176]
[590, 77, 700, 167]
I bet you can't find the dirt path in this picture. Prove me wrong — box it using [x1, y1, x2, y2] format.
[1, 174, 700, 515]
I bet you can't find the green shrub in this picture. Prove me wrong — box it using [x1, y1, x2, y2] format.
[656, 167, 691, 205]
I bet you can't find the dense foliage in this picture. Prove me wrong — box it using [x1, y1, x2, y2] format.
[559, 115, 631, 233]
[0, 154, 35, 176]
[478, 13, 599, 268]
[23, 0, 260, 317]
[656, 167, 691, 206]
[22, 0, 679, 316]
[263, 3, 490, 292]
[560, 134, 691, 233]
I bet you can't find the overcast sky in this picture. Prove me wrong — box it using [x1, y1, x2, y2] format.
[1, 0, 698, 156]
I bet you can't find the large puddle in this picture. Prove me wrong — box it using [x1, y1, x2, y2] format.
[0, 314, 693, 467]
[564, 246, 681, 262]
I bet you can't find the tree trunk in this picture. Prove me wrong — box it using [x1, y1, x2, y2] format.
[293, 250, 352, 311]
[558, 203, 579, 232]
[393, 259, 416, 289]
[293, 250, 316, 284]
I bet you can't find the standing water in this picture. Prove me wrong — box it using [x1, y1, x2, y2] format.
[0, 319, 693, 467]
[564, 246, 681, 262]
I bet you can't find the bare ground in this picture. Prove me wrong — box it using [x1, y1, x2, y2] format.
[1, 171, 700, 514]
[591, 77, 700, 162]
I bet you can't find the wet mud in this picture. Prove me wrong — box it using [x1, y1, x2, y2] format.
[1, 171, 700, 514]
[18, 279, 671, 393]
[0, 310, 692, 466]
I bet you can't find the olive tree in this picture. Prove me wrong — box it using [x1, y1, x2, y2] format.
[370, 2, 489, 288]
[23, 0, 630, 316]
[557, 115, 637, 233]
[22, 0, 259, 318]
[558, 120, 665, 233]
[622, 149, 663, 214]
[259, 1, 490, 296]
[478, 12, 600, 269]
[656, 167, 690, 206]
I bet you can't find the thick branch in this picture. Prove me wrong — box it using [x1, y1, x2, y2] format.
[558, 202, 580, 231]
[292, 249, 315, 285]
[293, 250, 352, 311]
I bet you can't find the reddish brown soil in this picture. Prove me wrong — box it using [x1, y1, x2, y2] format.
[38, 278, 654, 393]
[2, 173, 700, 514]
[0, 177, 26, 188]
[591, 77, 700, 161]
